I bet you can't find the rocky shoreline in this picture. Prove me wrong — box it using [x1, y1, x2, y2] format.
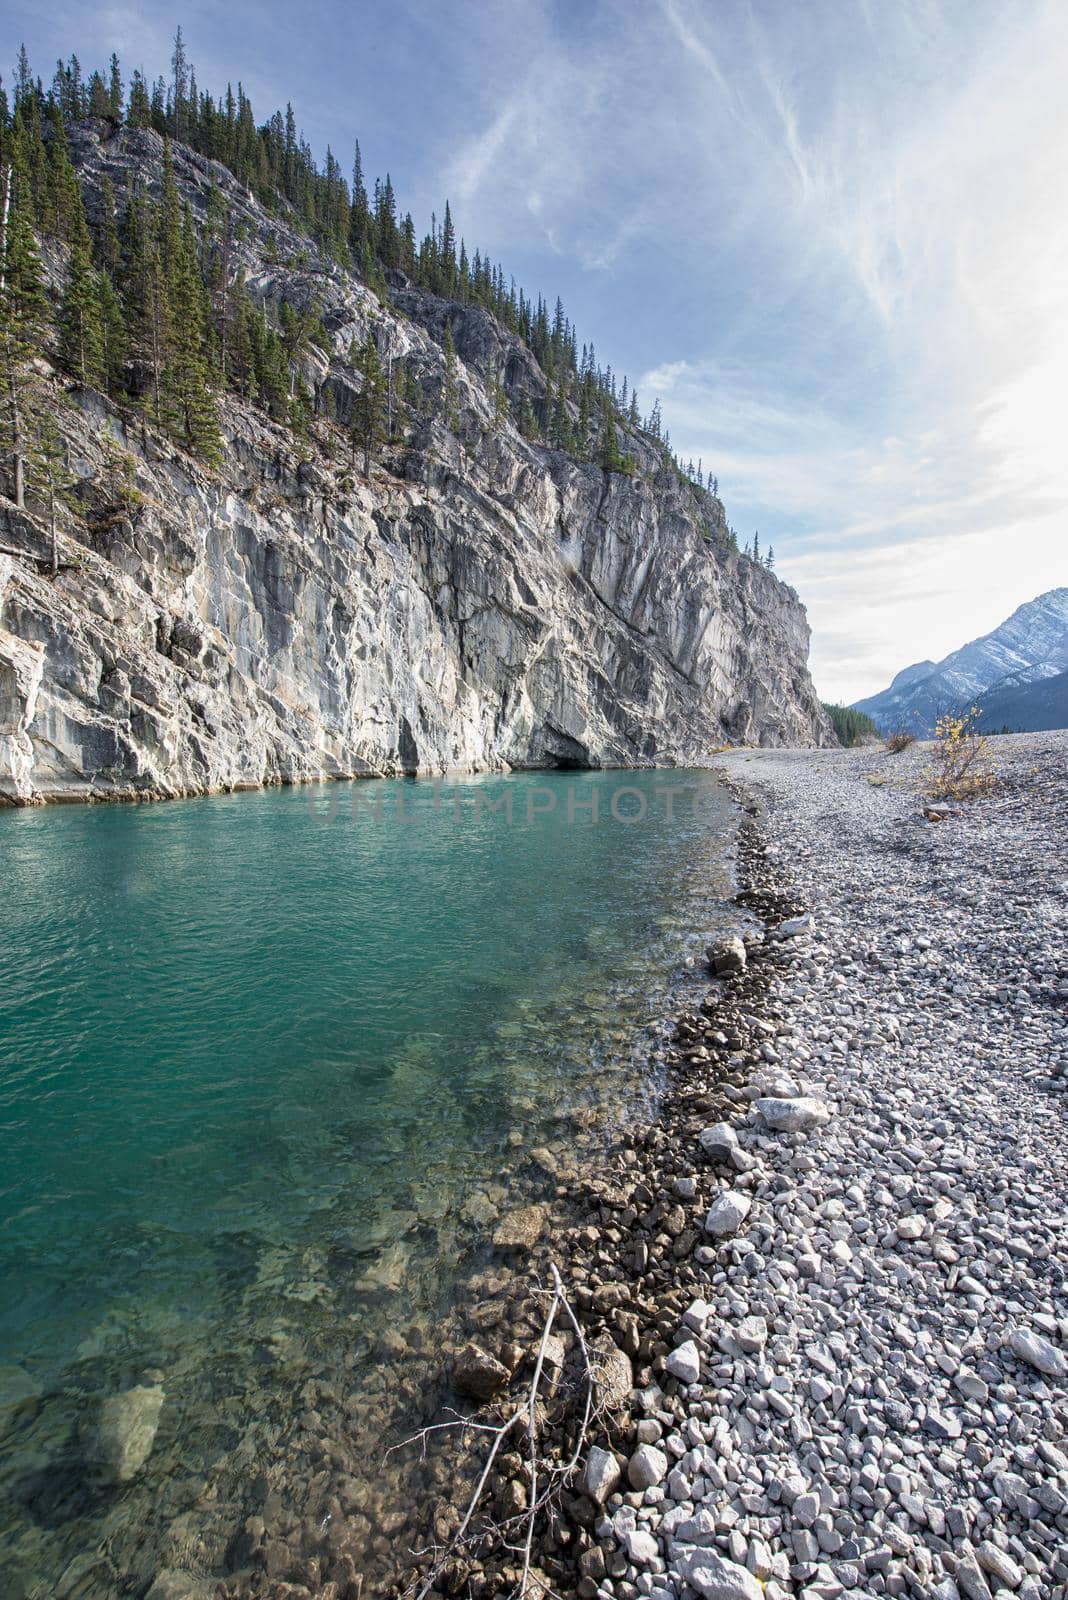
[408, 732, 1067, 1600]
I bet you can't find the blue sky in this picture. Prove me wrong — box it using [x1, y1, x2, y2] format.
[5, 0, 1066, 699]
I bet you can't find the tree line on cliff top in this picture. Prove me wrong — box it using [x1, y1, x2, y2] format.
[1, 33, 778, 573]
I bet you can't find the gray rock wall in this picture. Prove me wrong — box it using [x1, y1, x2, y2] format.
[0, 125, 829, 805]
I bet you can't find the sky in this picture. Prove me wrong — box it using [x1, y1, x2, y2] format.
[4, 0, 1066, 700]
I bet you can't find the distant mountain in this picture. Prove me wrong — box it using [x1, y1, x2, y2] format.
[974, 667, 1068, 734]
[887, 659, 936, 692]
[854, 588, 1068, 735]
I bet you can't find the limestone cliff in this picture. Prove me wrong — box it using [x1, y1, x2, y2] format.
[0, 124, 829, 804]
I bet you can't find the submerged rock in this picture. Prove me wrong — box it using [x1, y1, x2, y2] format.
[0, 1365, 40, 1438]
[460, 1190, 499, 1227]
[453, 1343, 510, 1401]
[89, 1383, 165, 1481]
[492, 1205, 547, 1252]
[145, 1573, 218, 1600]
[707, 936, 747, 977]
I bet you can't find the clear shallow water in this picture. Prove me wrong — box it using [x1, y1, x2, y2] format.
[0, 769, 736, 1598]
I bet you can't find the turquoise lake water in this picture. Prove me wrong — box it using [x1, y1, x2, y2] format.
[0, 769, 736, 1598]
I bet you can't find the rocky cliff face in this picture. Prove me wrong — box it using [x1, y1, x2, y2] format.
[0, 124, 829, 804]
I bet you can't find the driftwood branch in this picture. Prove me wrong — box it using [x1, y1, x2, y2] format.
[390, 1261, 599, 1600]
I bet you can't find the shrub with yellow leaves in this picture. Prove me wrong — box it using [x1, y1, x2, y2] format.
[923, 706, 996, 801]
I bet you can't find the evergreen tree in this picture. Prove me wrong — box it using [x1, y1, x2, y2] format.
[227, 270, 255, 397]
[0, 165, 49, 507]
[250, 306, 289, 418]
[15, 45, 34, 109]
[162, 204, 221, 460]
[89, 72, 112, 120]
[288, 375, 313, 438]
[350, 331, 385, 474]
[125, 186, 169, 423]
[127, 70, 150, 128]
[108, 53, 124, 118]
[516, 385, 538, 440]
[62, 55, 85, 119]
[374, 173, 398, 267]
[549, 374, 573, 452]
[765, 546, 775, 571]
[399, 212, 416, 276]
[28, 412, 75, 576]
[44, 104, 83, 241]
[15, 101, 49, 228]
[382, 328, 398, 440]
[577, 375, 592, 457]
[440, 199, 456, 291]
[598, 410, 626, 474]
[752, 530, 760, 562]
[409, 360, 423, 419]
[95, 174, 121, 274]
[349, 139, 369, 255]
[126, 140, 177, 427]
[821, 703, 879, 747]
[98, 272, 126, 396]
[59, 234, 105, 385]
[157, 137, 183, 263]
[171, 27, 189, 142]
[209, 210, 236, 382]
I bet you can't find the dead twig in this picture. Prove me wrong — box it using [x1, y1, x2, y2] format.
[409, 1406, 526, 1600]
[385, 1408, 508, 1463]
[391, 1261, 599, 1600]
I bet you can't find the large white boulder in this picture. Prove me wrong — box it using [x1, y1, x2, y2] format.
[753, 1095, 830, 1133]
[704, 1191, 752, 1237]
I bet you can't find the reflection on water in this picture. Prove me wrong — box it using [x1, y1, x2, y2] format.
[0, 769, 736, 1598]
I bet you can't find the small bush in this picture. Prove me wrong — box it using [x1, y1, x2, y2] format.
[886, 730, 916, 753]
[923, 707, 996, 800]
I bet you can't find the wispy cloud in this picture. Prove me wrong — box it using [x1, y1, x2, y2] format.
[441, 0, 1067, 697]
[638, 1, 1068, 697]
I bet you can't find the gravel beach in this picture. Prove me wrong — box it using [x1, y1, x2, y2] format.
[559, 732, 1067, 1600]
